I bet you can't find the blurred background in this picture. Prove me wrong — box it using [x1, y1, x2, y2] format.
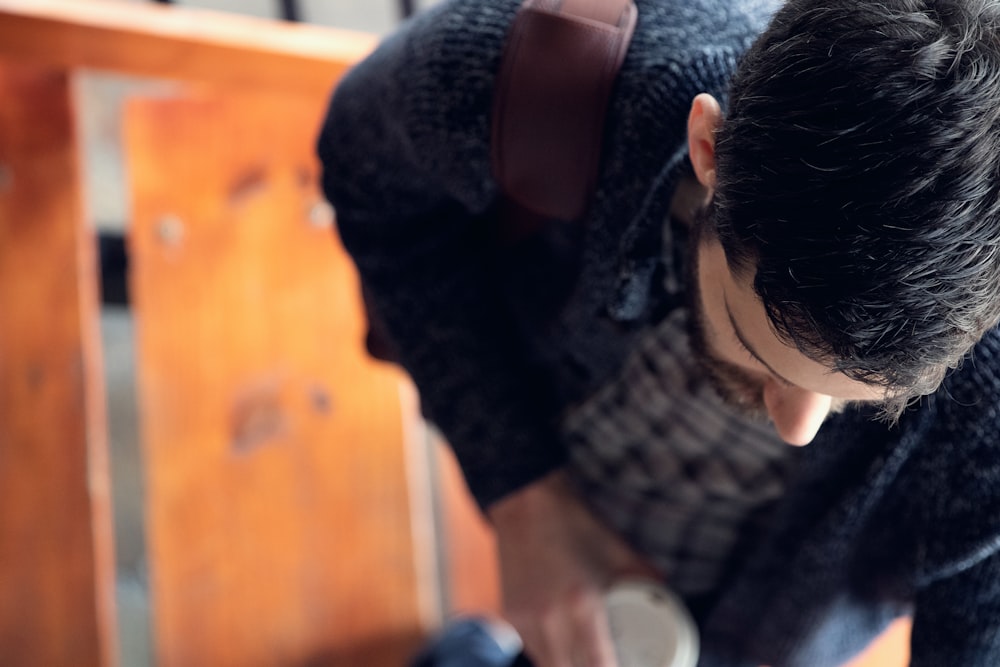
[84, 1, 447, 666]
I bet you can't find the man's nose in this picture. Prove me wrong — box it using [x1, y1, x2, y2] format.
[762, 380, 833, 446]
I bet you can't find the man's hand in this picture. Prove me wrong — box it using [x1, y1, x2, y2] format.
[488, 471, 662, 667]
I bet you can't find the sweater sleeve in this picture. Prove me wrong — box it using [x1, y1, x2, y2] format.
[317, 0, 566, 509]
[907, 329, 1000, 666]
[910, 548, 1000, 666]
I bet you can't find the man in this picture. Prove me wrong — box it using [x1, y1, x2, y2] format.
[318, 0, 1000, 665]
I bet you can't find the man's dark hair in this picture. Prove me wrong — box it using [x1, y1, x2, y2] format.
[711, 0, 1000, 417]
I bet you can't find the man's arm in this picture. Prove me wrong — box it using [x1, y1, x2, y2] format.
[319, 6, 663, 665]
[318, 0, 565, 507]
[490, 471, 662, 667]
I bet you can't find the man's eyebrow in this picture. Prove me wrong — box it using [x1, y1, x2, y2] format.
[724, 296, 796, 387]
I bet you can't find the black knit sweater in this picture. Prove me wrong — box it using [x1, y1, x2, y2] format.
[319, 1, 1000, 664]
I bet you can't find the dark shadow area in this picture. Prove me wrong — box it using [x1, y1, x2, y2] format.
[299, 628, 427, 667]
[99, 232, 129, 306]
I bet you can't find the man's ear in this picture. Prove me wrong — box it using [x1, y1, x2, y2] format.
[687, 93, 723, 192]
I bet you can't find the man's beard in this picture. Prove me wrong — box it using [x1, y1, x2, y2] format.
[681, 216, 851, 423]
[683, 216, 769, 421]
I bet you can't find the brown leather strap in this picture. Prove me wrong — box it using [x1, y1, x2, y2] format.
[491, 0, 637, 224]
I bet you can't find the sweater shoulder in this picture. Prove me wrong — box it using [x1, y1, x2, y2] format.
[897, 328, 1000, 581]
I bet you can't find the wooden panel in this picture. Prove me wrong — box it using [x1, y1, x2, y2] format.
[434, 435, 501, 616]
[0, 61, 117, 666]
[843, 617, 910, 667]
[0, 0, 376, 95]
[126, 90, 432, 667]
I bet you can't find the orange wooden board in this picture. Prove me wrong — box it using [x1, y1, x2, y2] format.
[126, 89, 432, 667]
[0, 61, 117, 666]
[0, 0, 376, 95]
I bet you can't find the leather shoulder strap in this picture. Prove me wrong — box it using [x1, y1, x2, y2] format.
[491, 0, 637, 223]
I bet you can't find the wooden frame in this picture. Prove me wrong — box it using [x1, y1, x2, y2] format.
[0, 0, 376, 94]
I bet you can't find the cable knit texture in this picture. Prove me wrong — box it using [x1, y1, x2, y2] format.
[318, 1, 1000, 664]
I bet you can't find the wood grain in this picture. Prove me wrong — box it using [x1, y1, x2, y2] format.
[0, 0, 376, 94]
[0, 60, 117, 667]
[126, 89, 432, 667]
